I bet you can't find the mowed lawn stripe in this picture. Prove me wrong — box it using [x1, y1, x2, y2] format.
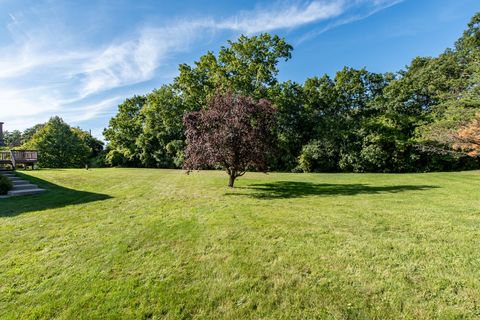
[0, 169, 479, 319]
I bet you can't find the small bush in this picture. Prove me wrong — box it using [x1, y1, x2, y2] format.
[0, 175, 13, 195]
[105, 149, 127, 167]
[88, 152, 107, 168]
[297, 139, 339, 172]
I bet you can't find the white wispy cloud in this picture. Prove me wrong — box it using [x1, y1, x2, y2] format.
[297, 0, 405, 43]
[78, 22, 203, 98]
[0, 0, 403, 137]
[217, 1, 345, 33]
[61, 96, 125, 124]
[0, 17, 201, 132]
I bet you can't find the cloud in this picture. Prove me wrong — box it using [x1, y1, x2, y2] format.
[0, 15, 203, 133]
[215, 0, 404, 34]
[217, 1, 345, 33]
[296, 0, 405, 43]
[0, 0, 403, 137]
[78, 22, 203, 98]
[61, 96, 125, 124]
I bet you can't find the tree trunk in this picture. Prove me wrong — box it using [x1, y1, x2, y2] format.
[228, 174, 236, 188]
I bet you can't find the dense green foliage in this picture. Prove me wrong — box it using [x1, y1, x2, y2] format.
[1, 169, 480, 318]
[104, 96, 146, 166]
[104, 34, 292, 168]
[3, 124, 46, 149]
[3, 130, 22, 148]
[417, 13, 480, 153]
[104, 13, 480, 172]
[3, 120, 104, 169]
[0, 175, 12, 195]
[24, 117, 104, 168]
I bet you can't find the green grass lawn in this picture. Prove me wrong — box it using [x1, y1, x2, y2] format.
[1, 169, 480, 319]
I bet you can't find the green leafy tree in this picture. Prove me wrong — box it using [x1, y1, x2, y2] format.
[137, 85, 186, 168]
[104, 96, 146, 166]
[27, 116, 90, 168]
[301, 68, 391, 172]
[72, 128, 104, 157]
[72, 128, 105, 167]
[175, 33, 293, 108]
[268, 81, 309, 170]
[302, 74, 343, 170]
[174, 34, 292, 169]
[413, 13, 480, 166]
[22, 124, 45, 145]
[298, 139, 339, 173]
[4, 130, 22, 148]
[455, 12, 480, 54]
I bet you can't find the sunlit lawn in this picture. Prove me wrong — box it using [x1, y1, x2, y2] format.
[1, 168, 479, 319]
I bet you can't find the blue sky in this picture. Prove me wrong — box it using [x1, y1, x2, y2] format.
[1, 0, 479, 139]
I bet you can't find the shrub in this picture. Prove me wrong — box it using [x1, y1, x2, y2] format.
[105, 149, 127, 167]
[88, 152, 107, 168]
[297, 139, 339, 172]
[0, 175, 13, 195]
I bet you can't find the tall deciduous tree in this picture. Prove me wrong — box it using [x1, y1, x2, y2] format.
[183, 92, 276, 187]
[455, 114, 480, 156]
[268, 81, 310, 170]
[415, 13, 480, 163]
[102, 34, 292, 169]
[72, 128, 105, 159]
[175, 33, 292, 108]
[27, 117, 90, 168]
[137, 85, 187, 168]
[22, 124, 45, 145]
[425, 113, 480, 157]
[103, 96, 146, 166]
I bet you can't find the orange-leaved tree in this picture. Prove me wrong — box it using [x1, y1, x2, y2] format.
[453, 113, 480, 156]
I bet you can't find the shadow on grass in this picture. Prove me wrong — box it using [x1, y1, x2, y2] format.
[0, 172, 112, 217]
[225, 181, 439, 199]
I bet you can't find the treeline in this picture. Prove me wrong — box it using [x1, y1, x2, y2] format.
[105, 11, 480, 173]
[16, 13, 478, 172]
[5, 117, 104, 168]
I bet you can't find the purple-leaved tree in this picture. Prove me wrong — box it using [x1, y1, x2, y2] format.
[183, 92, 277, 188]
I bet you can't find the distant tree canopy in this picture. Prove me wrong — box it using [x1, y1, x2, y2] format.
[22, 116, 104, 168]
[104, 12, 480, 173]
[3, 130, 22, 148]
[2, 124, 45, 149]
[183, 92, 276, 187]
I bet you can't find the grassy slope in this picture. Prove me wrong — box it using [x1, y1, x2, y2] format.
[0, 168, 479, 319]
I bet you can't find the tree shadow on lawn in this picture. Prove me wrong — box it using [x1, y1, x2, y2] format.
[225, 181, 439, 199]
[0, 172, 112, 217]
